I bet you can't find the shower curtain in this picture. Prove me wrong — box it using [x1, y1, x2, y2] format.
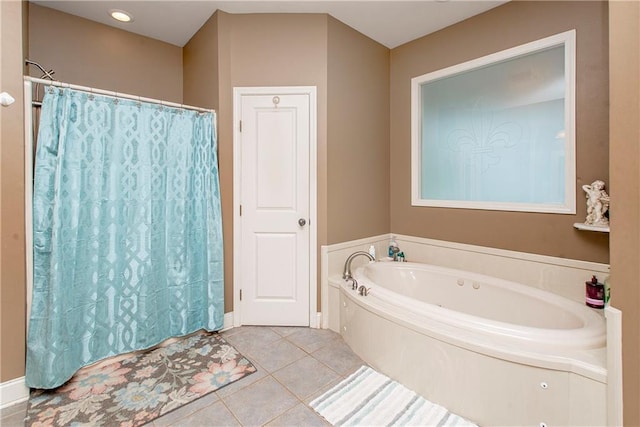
[26, 87, 224, 389]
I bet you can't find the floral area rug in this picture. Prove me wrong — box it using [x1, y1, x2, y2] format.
[25, 332, 256, 426]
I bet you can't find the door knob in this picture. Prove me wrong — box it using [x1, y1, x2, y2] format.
[298, 218, 307, 227]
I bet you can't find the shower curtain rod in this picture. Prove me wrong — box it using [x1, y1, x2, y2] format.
[24, 76, 215, 114]
[25, 59, 55, 81]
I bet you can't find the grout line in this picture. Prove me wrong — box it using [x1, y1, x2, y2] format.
[257, 334, 342, 424]
[268, 344, 347, 404]
[282, 331, 341, 355]
[262, 372, 308, 426]
[214, 359, 267, 401]
[218, 395, 243, 426]
[269, 366, 303, 400]
[307, 353, 342, 379]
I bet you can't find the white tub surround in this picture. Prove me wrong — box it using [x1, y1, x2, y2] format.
[392, 234, 610, 304]
[323, 234, 611, 427]
[321, 234, 390, 331]
[323, 234, 609, 331]
[605, 305, 623, 426]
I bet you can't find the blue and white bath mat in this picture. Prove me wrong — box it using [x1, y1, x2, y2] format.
[310, 366, 476, 427]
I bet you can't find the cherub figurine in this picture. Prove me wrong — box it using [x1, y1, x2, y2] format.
[582, 180, 610, 226]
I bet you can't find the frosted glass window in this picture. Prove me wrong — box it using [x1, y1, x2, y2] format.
[411, 31, 576, 214]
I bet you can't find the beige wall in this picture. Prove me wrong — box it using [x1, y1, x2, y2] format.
[327, 17, 390, 244]
[183, 11, 230, 311]
[183, 13, 392, 312]
[223, 12, 329, 312]
[390, 1, 609, 264]
[183, 13, 222, 301]
[609, 1, 640, 424]
[183, 13, 218, 111]
[184, 12, 330, 312]
[0, 0, 26, 382]
[28, 4, 183, 102]
[0, 5, 187, 383]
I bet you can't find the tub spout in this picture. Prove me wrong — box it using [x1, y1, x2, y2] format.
[342, 251, 375, 281]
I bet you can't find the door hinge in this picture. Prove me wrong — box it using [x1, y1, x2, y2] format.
[239, 289, 243, 301]
[239, 204, 242, 216]
[239, 120, 242, 132]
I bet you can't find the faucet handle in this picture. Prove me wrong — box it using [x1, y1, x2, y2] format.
[391, 246, 400, 261]
[358, 285, 370, 296]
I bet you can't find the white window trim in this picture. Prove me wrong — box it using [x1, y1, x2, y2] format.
[411, 30, 576, 214]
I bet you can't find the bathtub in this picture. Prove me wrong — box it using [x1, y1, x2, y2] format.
[338, 261, 607, 426]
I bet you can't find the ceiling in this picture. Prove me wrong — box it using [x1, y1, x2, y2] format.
[31, 0, 508, 49]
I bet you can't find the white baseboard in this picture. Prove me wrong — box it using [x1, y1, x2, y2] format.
[222, 311, 322, 329]
[0, 376, 29, 409]
[221, 311, 234, 332]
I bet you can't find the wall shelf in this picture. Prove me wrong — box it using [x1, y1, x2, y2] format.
[573, 223, 610, 233]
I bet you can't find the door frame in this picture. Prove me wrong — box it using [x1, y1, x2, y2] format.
[232, 86, 318, 328]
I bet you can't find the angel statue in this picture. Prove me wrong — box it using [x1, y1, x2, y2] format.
[582, 180, 610, 226]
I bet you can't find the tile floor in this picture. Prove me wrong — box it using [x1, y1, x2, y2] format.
[0, 326, 365, 427]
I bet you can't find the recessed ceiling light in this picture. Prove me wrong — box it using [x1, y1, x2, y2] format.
[109, 9, 133, 23]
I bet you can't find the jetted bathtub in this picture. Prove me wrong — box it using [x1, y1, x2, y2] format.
[338, 261, 607, 426]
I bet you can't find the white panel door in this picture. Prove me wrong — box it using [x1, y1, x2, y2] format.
[239, 92, 311, 326]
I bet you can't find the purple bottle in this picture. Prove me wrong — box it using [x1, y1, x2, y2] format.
[585, 275, 604, 309]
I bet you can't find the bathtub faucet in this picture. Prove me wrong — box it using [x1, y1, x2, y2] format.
[342, 251, 375, 282]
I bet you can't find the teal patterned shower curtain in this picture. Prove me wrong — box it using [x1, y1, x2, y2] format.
[26, 88, 224, 389]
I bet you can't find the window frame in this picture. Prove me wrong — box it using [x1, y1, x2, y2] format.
[410, 30, 576, 214]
